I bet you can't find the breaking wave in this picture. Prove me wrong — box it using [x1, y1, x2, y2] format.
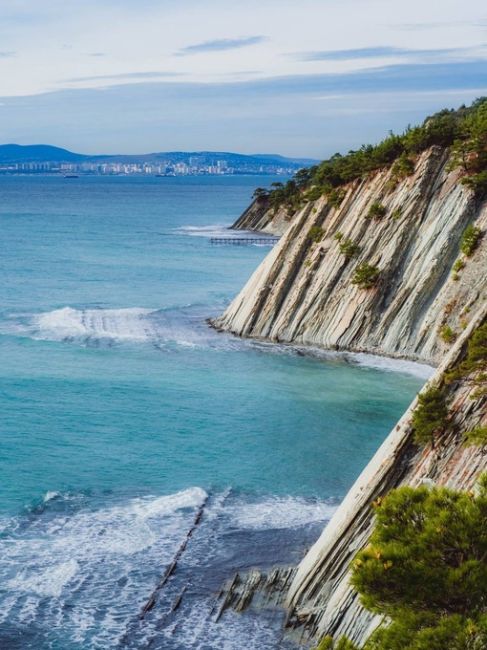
[0, 488, 332, 649]
[2, 305, 222, 349]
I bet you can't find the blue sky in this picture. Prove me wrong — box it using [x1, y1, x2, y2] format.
[0, 0, 486, 157]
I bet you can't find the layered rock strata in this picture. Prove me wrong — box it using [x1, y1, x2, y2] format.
[216, 147, 487, 366]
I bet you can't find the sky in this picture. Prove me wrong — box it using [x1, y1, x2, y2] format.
[0, 0, 486, 157]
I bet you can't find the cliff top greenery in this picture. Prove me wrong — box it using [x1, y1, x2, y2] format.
[255, 97, 487, 212]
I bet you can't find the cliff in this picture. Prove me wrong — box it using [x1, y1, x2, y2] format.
[231, 196, 294, 235]
[216, 147, 487, 366]
[213, 143, 487, 646]
[285, 307, 487, 645]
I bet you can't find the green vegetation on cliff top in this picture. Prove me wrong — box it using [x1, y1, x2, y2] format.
[256, 97, 487, 212]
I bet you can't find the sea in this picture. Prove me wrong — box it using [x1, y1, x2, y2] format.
[0, 175, 430, 649]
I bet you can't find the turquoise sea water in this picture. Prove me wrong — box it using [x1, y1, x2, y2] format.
[0, 176, 427, 649]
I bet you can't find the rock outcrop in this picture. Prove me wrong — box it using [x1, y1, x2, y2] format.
[216, 147, 487, 366]
[231, 196, 293, 236]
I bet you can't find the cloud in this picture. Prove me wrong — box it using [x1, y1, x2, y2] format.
[296, 46, 482, 62]
[393, 21, 472, 31]
[87, 52, 106, 57]
[176, 36, 266, 56]
[0, 51, 15, 58]
[65, 71, 184, 83]
[1, 60, 486, 157]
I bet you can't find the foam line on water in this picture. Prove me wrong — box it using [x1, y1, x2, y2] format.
[0, 488, 334, 647]
[347, 352, 434, 379]
[230, 495, 337, 530]
[177, 224, 273, 240]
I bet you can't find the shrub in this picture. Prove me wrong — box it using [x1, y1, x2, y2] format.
[390, 152, 415, 179]
[461, 225, 482, 257]
[440, 324, 457, 344]
[464, 322, 487, 372]
[252, 187, 269, 200]
[366, 613, 487, 650]
[445, 322, 487, 387]
[452, 258, 465, 273]
[366, 201, 387, 220]
[306, 186, 325, 201]
[462, 170, 487, 196]
[308, 225, 324, 243]
[339, 238, 361, 260]
[411, 386, 449, 444]
[320, 478, 487, 649]
[391, 207, 402, 220]
[314, 637, 359, 650]
[464, 425, 487, 447]
[327, 188, 346, 209]
[351, 478, 487, 618]
[334, 231, 344, 241]
[351, 263, 380, 289]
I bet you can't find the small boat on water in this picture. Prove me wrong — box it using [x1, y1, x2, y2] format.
[63, 173, 79, 179]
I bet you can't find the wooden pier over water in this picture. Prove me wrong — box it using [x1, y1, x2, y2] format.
[210, 237, 280, 246]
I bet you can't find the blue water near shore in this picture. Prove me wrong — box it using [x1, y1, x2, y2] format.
[0, 175, 428, 649]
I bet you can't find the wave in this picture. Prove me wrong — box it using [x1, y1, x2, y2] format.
[1, 305, 432, 378]
[177, 223, 233, 237]
[230, 495, 337, 530]
[7, 559, 80, 598]
[177, 224, 277, 245]
[4, 305, 221, 348]
[33, 306, 156, 343]
[0, 487, 333, 648]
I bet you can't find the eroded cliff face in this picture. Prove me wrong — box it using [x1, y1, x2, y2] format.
[216, 147, 487, 366]
[231, 197, 295, 236]
[285, 307, 487, 646]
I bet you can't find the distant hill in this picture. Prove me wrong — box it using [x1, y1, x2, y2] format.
[0, 144, 317, 168]
[0, 144, 87, 163]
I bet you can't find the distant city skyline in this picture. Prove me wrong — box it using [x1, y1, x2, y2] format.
[0, 0, 486, 157]
[0, 144, 311, 176]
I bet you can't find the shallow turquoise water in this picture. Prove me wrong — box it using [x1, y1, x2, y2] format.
[0, 175, 426, 648]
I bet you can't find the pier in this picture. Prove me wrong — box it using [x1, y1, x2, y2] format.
[210, 237, 280, 246]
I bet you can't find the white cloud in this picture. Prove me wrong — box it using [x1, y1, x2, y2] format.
[0, 0, 485, 153]
[0, 0, 485, 96]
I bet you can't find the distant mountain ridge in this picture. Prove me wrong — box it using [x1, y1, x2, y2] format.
[0, 144, 317, 168]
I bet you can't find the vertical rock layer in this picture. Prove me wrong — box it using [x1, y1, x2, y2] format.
[216, 147, 487, 366]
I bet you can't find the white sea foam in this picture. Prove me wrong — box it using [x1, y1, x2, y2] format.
[43, 490, 62, 503]
[5, 305, 218, 348]
[177, 224, 274, 243]
[33, 306, 155, 342]
[177, 223, 233, 237]
[349, 352, 435, 379]
[231, 496, 337, 530]
[0, 487, 335, 647]
[7, 559, 79, 598]
[0, 487, 208, 645]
